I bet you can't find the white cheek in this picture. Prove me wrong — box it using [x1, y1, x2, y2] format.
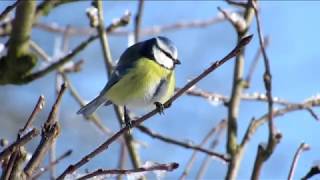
[154, 48, 173, 69]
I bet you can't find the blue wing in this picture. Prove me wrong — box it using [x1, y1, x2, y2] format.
[99, 41, 146, 96]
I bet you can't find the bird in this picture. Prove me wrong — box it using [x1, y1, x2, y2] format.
[77, 36, 180, 125]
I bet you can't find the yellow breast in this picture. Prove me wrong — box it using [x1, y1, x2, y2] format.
[105, 58, 175, 108]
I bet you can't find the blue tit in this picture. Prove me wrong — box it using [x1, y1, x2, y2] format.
[77, 36, 180, 117]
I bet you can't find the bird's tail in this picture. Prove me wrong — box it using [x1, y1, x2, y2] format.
[77, 95, 107, 117]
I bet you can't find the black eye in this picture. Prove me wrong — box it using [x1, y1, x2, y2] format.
[157, 45, 174, 60]
[163, 50, 173, 59]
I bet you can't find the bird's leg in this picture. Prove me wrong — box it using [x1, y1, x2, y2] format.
[123, 106, 132, 129]
[154, 102, 165, 115]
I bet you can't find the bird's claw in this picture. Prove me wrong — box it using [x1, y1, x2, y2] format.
[125, 120, 133, 129]
[154, 102, 165, 115]
[124, 112, 133, 129]
[121, 119, 132, 134]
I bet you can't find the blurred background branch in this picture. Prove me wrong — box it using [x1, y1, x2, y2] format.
[179, 119, 226, 179]
[250, 1, 282, 178]
[93, 0, 142, 172]
[288, 143, 310, 180]
[0, 0, 37, 85]
[77, 162, 179, 180]
[219, 1, 255, 179]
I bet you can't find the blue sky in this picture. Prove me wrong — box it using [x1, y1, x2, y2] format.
[1, 1, 320, 179]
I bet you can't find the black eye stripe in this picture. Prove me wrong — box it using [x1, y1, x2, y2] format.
[156, 44, 174, 60]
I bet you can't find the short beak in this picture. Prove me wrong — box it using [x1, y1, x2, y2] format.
[174, 59, 181, 65]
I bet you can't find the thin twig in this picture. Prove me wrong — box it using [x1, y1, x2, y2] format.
[115, 107, 143, 169]
[0, 128, 39, 162]
[48, 25, 70, 179]
[241, 98, 320, 149]
[22, 11, 130, 83]
[56, 35, 252, 180]
[1, 95, 44, 178]
[1, 149, 18, 180]
[19, 95, 45, 136]
[245, 36, 269, 86]
[48, 74, 62, 179]
[0, 10, 127, 37]
[218, 7, 246, 33]
[9, 147, 27, 180]
[134, 0, 144, 43]
[34, 0, 80, 22]
[195, 127, 225, 180]
[251, 1, 281, 178]
[95, 0, 113, 75]
[23, 35, 96, 82]
[29, 36, 111, 135]
[138, 125, 228, 162]
[62, 74, 126, 144]
[195, 155, 211, 180]
[34, 14, 224, 37]
[305, 108, 320, 121]
[29, 40, 51, 62]
[253, 0, 276, 141]
[116, 144, 127, 180]
[24, 83, 67, 177]
[301, 165, 320, 180]
[137, 12, 225, 36]
[62, 74, 112, 134]
[225, 0, 247, 8]
[179, 120, 227, 179]
[182, 88, 294, 106]
[288, 143, 310, 180]
[77, 162, 179, 180]
[32, 150, 73, 180]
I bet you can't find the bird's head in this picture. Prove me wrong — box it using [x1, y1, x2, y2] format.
[146, 36, 180, 69]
